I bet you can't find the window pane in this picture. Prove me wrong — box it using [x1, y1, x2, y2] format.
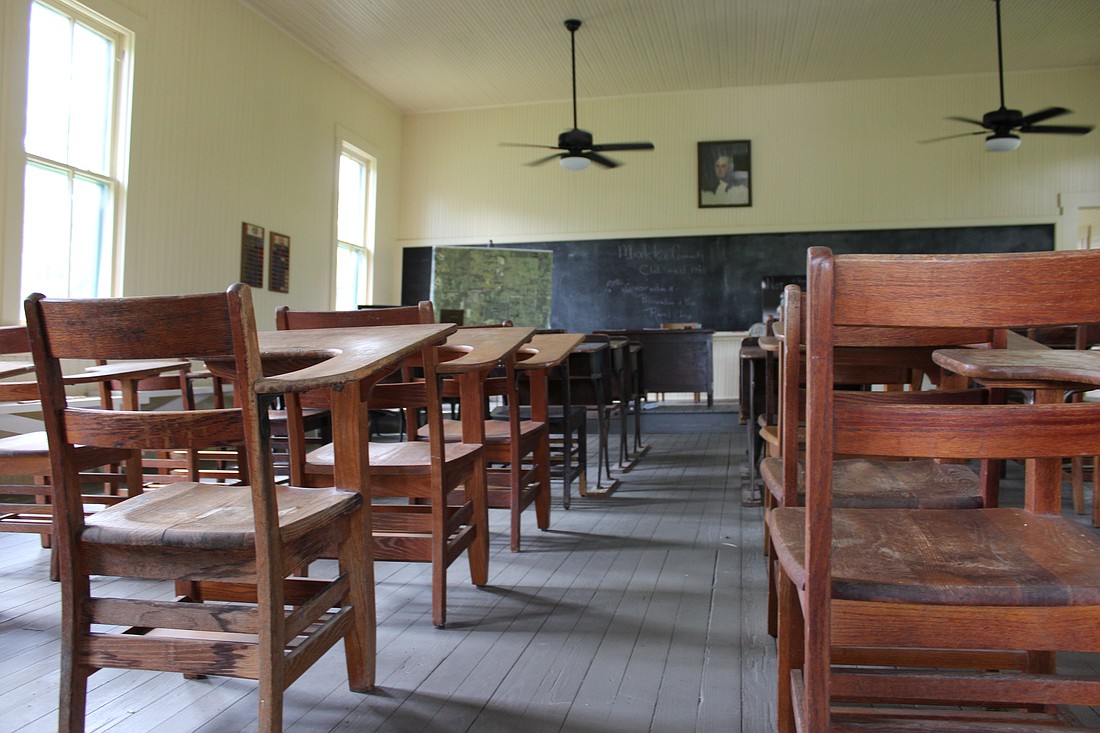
[335, 244, 366, 310]
[21, 163, 73, 299]
[25, 2, 73, 162]
[337, 154, 365, 247]
[70, 175, 110, 297]
[70, 22, 113, 173]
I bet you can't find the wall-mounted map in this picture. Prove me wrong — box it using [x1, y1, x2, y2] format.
[431, 246, 552, 328]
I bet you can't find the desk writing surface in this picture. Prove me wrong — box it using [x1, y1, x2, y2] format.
[516, 333, 584, 370]
[438, 327, 535, 373]
[932, 348, 1100, 389]
[0, 362, 34, 380]
[250, 324, 456, 394]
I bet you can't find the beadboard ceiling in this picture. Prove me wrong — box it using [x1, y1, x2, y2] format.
[240, 0, 1100, 115]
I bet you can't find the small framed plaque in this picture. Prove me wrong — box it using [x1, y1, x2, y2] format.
[240, 222, 265, 287]
[269, 232, 290, 293]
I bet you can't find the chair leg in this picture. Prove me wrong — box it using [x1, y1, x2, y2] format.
[432, 497, 449, 629]
[776, 565, 804, 733]
[341, 509, 375, 691]
[59, 574, 92, 733]
[1072, 456, 1086, 514]
[467, 460, 490, 588]
[535, 438, 552, 531]
[1093, 455, 1100, 527]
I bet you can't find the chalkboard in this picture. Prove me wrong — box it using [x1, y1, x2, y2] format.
[402, 225, 1053, 332]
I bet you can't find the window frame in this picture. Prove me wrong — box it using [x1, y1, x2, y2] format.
[334, 140, 376, 309]
[20, 0, 133, 302]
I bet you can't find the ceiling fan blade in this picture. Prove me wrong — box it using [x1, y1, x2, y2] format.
[501, 142, 562, 150]
[590, 142, 655, 152]
[585, 152, 620, 168]
[919, 130, 988, 144]
[1019, 107, 1070, 126]
[946, 116, 988, 128]
[527, 152, 565, 166]
[1020, 124, 1094, 135]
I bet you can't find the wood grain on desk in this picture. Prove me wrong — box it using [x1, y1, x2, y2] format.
[437, 327, 535, 373]
[0, 362, 34, 380]
[933, 348, 1100, 389]
[247, 324, 457, 394]
[516, 333, 584, 370]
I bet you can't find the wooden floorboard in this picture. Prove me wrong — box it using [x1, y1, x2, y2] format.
[2, 430, 1099, 731]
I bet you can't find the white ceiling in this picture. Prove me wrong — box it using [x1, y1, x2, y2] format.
[241, 0, 1100, 115]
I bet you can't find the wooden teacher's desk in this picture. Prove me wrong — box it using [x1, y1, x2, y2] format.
[933, 345, 1100, 514]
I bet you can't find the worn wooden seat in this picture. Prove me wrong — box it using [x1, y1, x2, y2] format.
[769, 247, 1100, 732]
[26, 285, 373, 733]
[277, 302, 489, 627]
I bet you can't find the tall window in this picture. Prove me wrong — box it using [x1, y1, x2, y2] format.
[334, 144, 375, 310]
[21, 0, 131, 300]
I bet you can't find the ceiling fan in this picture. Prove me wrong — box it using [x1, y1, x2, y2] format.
[923, 0, 1093, 151]
[502, 19, 654, 170]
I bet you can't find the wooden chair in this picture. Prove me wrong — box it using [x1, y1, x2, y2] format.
[276, 302, 489, 627]
[769, 247, 1100, 732]
[432, 335, 551, 553]
[0, 326, 143, 578]
[26, 285, 373, 733]
[759, 285, 996, 636]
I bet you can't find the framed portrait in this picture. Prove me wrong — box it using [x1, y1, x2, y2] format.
[698, 140, 752, 208]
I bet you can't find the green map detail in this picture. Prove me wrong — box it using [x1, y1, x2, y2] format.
[431, 247, 552, 328]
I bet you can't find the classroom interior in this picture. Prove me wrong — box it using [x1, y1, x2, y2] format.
[2, 1, 1100, 731]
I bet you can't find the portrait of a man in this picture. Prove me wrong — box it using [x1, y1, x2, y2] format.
[698, 140, 751, 208]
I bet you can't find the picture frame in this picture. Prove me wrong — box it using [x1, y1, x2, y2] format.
[698, 140, 751, 208]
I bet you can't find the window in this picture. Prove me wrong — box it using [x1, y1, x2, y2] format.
[21, 0, 131, 301]
[334, 144, 375, 310]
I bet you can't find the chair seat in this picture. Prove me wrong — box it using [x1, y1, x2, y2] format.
[422, 418, 543, 443]
[306, 440, 481, 476]
[769, 506, 1100, 606]
[82, 482, 361, 549]
[760, 458, 983, 509]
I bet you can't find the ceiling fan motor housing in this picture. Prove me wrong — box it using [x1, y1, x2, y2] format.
[559, 128, 593, 151]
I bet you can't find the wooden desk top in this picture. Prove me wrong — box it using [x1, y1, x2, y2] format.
[932, 348, 1100, 389]
[572, 341, 608, 354]
[515, 333, 584, 370]
[758, 335, 781, 352]
[248, 324, 456, 394]
[438, 326, 535, 373]
[72, 359, 191, 385]
[0, 361, 34, 380]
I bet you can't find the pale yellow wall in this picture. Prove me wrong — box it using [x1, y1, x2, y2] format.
[398, 67, 1100, 255]
[0, 0, 405, 327]
[2, 0, 1098, 328]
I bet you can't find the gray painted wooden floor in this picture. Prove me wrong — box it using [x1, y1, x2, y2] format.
[3, 431, 1099, 731]
[0, 431, 776, 733]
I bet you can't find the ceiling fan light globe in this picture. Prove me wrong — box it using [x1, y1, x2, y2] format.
[985, 134, 1021, 152]
[560, 155, 590, 170]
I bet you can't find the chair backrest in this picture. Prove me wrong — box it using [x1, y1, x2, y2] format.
[23, 285, 270, 563]
[775, 283, 996, 502]
[277, 302, 427, 329]
[800, 247, 1100, 729]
